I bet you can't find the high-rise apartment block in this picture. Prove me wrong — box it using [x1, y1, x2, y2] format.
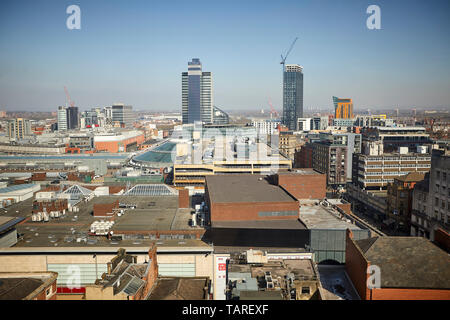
[182, 58, 213, 124]
[312, 141, 348, 186]
[282, 64, 303, 130]
[57, 106, 79, 131]
[333, 96, 353, 119]
[57, 106, 68, 131]
[67, 106, 79, 130]
[7, 118, 31, 140]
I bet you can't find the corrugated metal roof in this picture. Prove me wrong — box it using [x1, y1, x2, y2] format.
[0, 184, 37, 194]
[0, 216, 25, 233]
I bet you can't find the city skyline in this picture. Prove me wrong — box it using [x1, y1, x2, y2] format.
[0, 0, 450, 112]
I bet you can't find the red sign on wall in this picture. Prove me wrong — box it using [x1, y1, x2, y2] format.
[218, 263, 226, 271]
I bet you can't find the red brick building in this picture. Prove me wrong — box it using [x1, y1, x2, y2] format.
[434, 228, 450, 253]
[178, 188, 190, 209]
[274, 170, 326, 200]
[205, 175, 299, 222]
[294, 144, 313, 169]
[0, 271, 58, 300]
[345, 229, 450, 300]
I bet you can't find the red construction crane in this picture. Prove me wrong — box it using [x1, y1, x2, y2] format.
[268, 97, 279, 118]
[64, 86, 75, 107]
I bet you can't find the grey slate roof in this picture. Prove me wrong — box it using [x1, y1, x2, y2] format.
[354, 236, 450, 289]
[206, 175, 297, 203]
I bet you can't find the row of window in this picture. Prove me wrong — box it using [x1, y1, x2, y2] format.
[364, 157, 431, 161]
[434, 197, 450, 211]
[363, 164, 430, 169]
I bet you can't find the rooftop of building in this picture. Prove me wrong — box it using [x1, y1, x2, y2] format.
[0, 183, 38, 194]
[277, 168, 321, 175]
[299, 200, 361, 230]
[359, 152, 431, 158]
[238, 290, 284, 300]
[4, 238, 213, 252]
[0, 216, 25, 234]
[372, 126, 427, 131]
[228, 256, 317, 299]
[206, 175, 297, 203]
[0, 272, 57, 300]
[3, 194, 202, 248]
[394, 172, 426, 183]
[95, 249, 150, 296]
[353, 236, 450, 289]
[413, 173, 430, 192]
[148, 277, 209, 300]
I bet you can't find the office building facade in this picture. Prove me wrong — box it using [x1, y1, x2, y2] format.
[282, 64, 303, 130]
[111, 104, 133, 128]
[352, 152, 431, 190]
[182, 58, 213, 124]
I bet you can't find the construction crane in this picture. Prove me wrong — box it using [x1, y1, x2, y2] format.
[268, 97, 279, 119]
[280, 37, 298, 71]
[64, 86, 75, 108]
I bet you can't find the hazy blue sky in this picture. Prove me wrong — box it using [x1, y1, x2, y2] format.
[0, 0, 449, 112]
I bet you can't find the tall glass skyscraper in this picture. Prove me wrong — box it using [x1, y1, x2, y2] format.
[182, 58, 213, 124]
[282, 64, 303, 130]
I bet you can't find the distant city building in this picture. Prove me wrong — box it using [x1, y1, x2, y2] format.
[355, 115, 395, 127]
[282, 64, 303, 130]
[252, 119, 281, 135]
[212, 106, 229, 125]
[333, 96, 354, 119]
[66, 106, 79, 130]
[7, 118, 31, 140]
[56, 105, 79, 131]
[111, 104, 133, 128]
[297, 118, 311, 131]
[57, 106, 68, 131]
[94, 130, 144, 153]
[80, 109, 98, 128]
[311, 117, 329, 130]
[332, 118, 355, 127]
[361, 126, 432, 153]
[182, 58, 213, 124]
